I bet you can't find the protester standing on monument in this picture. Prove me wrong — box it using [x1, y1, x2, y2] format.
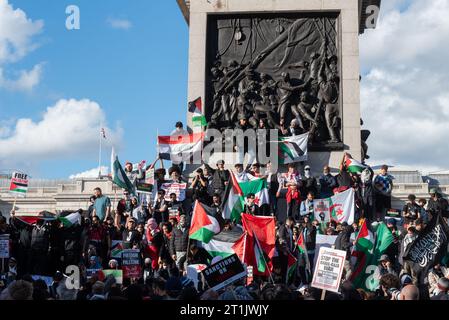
[204, 160, 230, 199]
[92, 187, 112, 223]
[319, 165, 337, 199]
[373, 165, 394, 222]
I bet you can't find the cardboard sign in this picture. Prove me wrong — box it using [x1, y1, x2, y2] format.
[161, 183, 187, 201]
[386, 208, 401, 218]
[9, 171, 28, 197]
[186, 264, 207, 290]
[145, 168, 155, 185]
[102, 269, 123, 284]
[201, 254, 247, 292]
[122, 249, 141, 278]
[313, 235, 338, 267]
[0, 235, 10, 259]
[311, 247, 346, 293]
[111, 240, 123, 259]
[86, 269, 103, 280]
[136, 182, 153, 194]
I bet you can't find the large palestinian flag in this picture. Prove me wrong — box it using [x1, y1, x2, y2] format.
[349, 219, 374, 289]
[200, 228, 242, 258]
[222, 172, 245, 223]
[189, 201, 224, 244]
[158, 132, 203, 163]
[222, 173, 269, 223]
[350, 222, 394, 291]
[279, 133, 308, 164]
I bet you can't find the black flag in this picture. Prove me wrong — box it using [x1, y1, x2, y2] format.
[404, 214, 449, 274]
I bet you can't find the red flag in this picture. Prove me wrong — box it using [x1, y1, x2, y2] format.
[232, 214, 276, 276]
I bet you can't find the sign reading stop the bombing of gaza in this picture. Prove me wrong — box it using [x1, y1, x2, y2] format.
[311, 247, 346, 293]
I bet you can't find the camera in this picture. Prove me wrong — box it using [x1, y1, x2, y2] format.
[388, 287, 401, 300]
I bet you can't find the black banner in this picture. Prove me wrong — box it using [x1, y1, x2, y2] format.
[201, 254, 247, 292]
[404, 214, 449, 273]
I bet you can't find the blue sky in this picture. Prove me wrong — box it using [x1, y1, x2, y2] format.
[1, 0, 449, 178]
[1, 0, 189, 178]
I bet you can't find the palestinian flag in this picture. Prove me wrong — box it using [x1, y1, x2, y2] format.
[188, 97, 207, 128]
[254, 234, 267, 273]
[279, 133, 308, 164]
[9, 181, 28, 194]
[222, 174, 270, 223]
[111, 147, 135, 194]
[239, 178, 270, 208]
[351, 222, 394, 291]
[15, 214, 56, 225]
[158, 132, 203, 163]
[287, 252, 298, 282]
[200, 228, 242, 258]
[329, 188, 355, 224]
[350, 219, 374, 289]
[59, 211, 81, 227]
[297, 233, 307, 254]
[189, 201, 224, 244]
[222, 172, 245, 223]
[344, 153, 366, 174]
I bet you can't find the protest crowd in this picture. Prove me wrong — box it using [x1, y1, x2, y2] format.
[1, 123, 449, 302]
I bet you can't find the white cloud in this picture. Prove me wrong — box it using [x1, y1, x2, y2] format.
[0, 63, 43, 91]
[0, 0, 43, 63]
[0, 98, 123, 169]
[69, 166, 109, 180]
[107, 17, 132, 30]
[360, 0, 449, 171]
[0, 0, 44, 91]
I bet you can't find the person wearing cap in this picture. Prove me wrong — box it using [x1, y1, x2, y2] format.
[204, 160, 230, 198]
[373, 165, 394, 222]
[428, 263, 449, 297]
[120, 217, 141, 249]
[427, 187, 449, 218]
[236, 113, 250, 130]
[374, 254, 397, 283]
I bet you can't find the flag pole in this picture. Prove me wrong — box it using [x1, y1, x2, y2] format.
[98, 127, 103, 178]
[12, 196, 17, 212]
